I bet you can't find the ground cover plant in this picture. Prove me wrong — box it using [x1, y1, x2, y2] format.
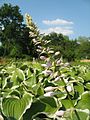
[0, 14, 90, 120]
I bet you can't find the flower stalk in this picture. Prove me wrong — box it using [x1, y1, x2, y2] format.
[61, 77, 81, 120]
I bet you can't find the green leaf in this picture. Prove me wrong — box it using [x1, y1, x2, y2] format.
[6, 65, 16, 73]
[64, 109, 90, 120]
[76, 91, 90, 110]
[11, 68, 25, 85]
[61, 99, 73, 109]
[25, 73, 36, 87]
[2, 93, 33, 120]
[74, 83, 84, 95]
[85, 82, 90, 90]
[20, 64, 28, 70]
[32, 83, 44, 96]
[23, 97, 61, 120]
[83, 72, 90, 82]
[26, 68, 32, 78]
[16, 68, 25, 81]
[32, 62, 42, 71]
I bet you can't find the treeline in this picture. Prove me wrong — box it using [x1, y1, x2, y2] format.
[43, 33, 90, 61]
[0, 3, 90, 61]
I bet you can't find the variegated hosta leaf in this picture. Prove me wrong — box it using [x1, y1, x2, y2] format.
[11, 68, 25, 85]
[23, 97, 61, 119]
[76, 91, 90, 110]
[63, 108, 90, 120]
[83, 72, 90, 82]
[2, 93, 33, 120]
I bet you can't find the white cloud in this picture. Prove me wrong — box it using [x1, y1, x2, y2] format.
[43, 19, 74, 25]
[40, 27, 74, 35]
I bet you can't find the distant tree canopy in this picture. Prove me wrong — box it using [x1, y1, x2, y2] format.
[0, 3, 90, 61]
[43, 33, 90, 61]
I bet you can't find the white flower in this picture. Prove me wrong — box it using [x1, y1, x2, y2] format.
[42, 70, 53, 76]
[67, 85, 72, 92]
[44, 86, 57, 92]
[55, 110, 65, 117]
[56, 59, 61, 65]
[48, 50, 54, 54]
[55, 51, 60, 56]
[60, 62, 64, 66]
[40, 56, 46, 60]
[60, 74, 66, 78]
[64, 62, 70, 67]
[41, 61, 52, 68]
[46, 61, 52, 67]
[37, 46, 42, 49]
[36, 49, 41, 52]
[32, 38, 37, 43]
[54, 76, 60, 81]
[0, 115, 4, 120]
[29, 26, 33, 30]
[44, 92, 54, 97]
[41, 64, 47, 67]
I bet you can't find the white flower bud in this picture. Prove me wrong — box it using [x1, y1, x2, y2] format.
[56, 59, 61, 65]
[41, 64, 47, 67]
[29, 26, 33, 30]
[42, 70, 53, 76]
[41, 62, 52, 68]
[0, 115, 4, 120]
[55, 51, 60, 56]
[46, 61, 52, 67]
[60, 74, 66, 78]
[67, 85, 72, 92]
[36, 49, 41, 52]
[55, 110, 65, 117]
[60, 63, 64, 66]
[37, 46, 42, 49]
[32, 38, 37, 43]
[44, 92, 54, 97]
[44, 86, 57, 92]
[48, 50, 54, 54]
[54, 76, 60, 81]
[64, 62, 70, 67]
[40, 56, 46, 60]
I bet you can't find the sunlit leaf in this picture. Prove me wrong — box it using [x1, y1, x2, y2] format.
[76, 91, 90, 110]
[63, 109, 90, 120]
[83, 72, 90, 82]
[2, 93, 33, 120]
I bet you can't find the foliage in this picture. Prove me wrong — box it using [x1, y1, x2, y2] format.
[0, 12, 90, 120]
[0, 3, 90, 61]
[0, 53, 90, 120]
[0, 16, 90, 119]
[0, 3, 22, 56]
[43, 33, 90, 61]
[76, 37, 90, 59]
[0, 4, 34, 58]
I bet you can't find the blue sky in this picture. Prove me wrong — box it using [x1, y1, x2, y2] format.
[0, 0, 90, 39]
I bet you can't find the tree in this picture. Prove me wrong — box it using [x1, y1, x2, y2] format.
[76, 36, 90, 59]
[43, 32, 78, 61]
[0, 3, 30, 57]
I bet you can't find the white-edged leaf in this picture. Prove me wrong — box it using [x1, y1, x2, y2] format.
[2, 93, 33, 120]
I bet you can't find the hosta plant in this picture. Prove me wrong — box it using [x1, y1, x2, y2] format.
[0, 14, 90, 120]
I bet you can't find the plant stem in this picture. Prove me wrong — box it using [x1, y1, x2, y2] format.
[61, 77, 81, 120]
